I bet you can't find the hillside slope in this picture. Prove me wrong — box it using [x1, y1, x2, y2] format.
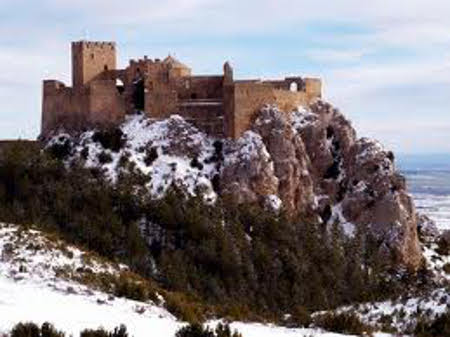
[46, 101, 421, 269]
[0, 222, 399, 337]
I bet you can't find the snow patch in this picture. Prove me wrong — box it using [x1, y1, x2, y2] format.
[224, 130, 271, 165]
[291, 106, 319, 133]
[265, 194, 283, 212]
[48, 114, 218, 202]
[328, 203, 356, 238]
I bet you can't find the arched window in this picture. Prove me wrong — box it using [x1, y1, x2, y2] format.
[104, 65, 108, 71]
[290, 82, 298, 92]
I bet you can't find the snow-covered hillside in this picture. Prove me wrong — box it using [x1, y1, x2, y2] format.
[45, 102, 424, 269]
[0, 223, 179, 336]
[0, 223, 398, 337]
[323, 239, 450, 334]
[47, 114, 219, 202]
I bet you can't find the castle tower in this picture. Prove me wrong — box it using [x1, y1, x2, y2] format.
[72, 41, 116, 89]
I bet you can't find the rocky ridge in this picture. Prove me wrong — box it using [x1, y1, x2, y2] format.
[46, 101, 422, 270]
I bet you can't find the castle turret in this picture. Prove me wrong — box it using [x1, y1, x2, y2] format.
[72, 41, 116, 89]
[224, 61, 233, 84]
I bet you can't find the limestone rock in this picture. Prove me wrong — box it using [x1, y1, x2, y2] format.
[417, 213, 439, 243]
[222, 102, 422, 269]
[221, 131, 279, 205]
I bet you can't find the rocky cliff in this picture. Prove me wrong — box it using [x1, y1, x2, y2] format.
[45, 100, 422, 270]
[220, 101, 421, 269]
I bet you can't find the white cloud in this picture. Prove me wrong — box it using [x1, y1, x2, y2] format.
[2, 0, 450, 153]
[328, 57, 450, 100]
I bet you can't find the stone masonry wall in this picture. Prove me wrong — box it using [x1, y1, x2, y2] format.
[72, 41, 116, 88]
[178, 100, 224, 137]
[42, 81, 89, 135]
[42, 79, 126, 136]
[88, 80, 126, 126]
[230, 82, 310, 139]
[42, 40, 322, 139]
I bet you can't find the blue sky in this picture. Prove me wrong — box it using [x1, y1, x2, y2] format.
[2, 0, 450, 154]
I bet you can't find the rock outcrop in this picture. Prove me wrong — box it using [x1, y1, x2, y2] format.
[220, 102, 422, 269]
[46, 101, 423, 270]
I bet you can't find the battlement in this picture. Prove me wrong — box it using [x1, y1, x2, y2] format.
[43, 80, 66, 92]
[72, 40, 116, 48]
[72, 40, 117, 88]
[42, 40, 322, 139]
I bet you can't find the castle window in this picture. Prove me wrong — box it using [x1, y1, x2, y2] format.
[116, 79, 125, 94]
[91, 53, 95, 60]
[290, 82, 298, 92]
[104, 65, 108, 71]
[191, 93, 198, 99]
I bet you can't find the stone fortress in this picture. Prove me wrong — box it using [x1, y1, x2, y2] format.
[42, 41, 322, 139]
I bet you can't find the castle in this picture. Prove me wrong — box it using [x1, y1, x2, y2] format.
[42, 41, 322, 139]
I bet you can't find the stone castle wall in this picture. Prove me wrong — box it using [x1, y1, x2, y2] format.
[42, 80, 88, 134]
[72, 41, 116, 87]
[42, 79, 125, 135]
[227, 79, 321, 139]
[88, 80, 126, 125]
[42, 41, 322, 139]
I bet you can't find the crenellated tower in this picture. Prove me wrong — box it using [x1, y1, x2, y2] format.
[71, 41, 116, 88]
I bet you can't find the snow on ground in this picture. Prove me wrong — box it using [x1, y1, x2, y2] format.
[328, 235, 450, 333]
[333, 287, 449, 333]
[47, 113, 289, 206]
[291, 106, 319, 133]
[223, 130, 271, 165]
[0, 223, 396, 337]
[0, 223, 126, 286]
[1, 275, 379, 337]
[208, 321, 374, 337]
[0, 275, 180, 337]
[264, 194, 283, 212]
[327, 203, 356, 238]
[48, 114, 219, 202]
[0, 223, 180, 336]
[423, 243, 450, 282]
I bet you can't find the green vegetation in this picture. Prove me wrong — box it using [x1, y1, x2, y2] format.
[80, 325, 128, 337]
[175, 323, 241, 337]
[0, 142, 417, 322]
[92, 128, 126, 153]
[414, 311, 450, 337]
[8, 323, 128, 337]
[0, 142, 149, 272]
[313, 312, 372, 335]
[11, 323, 64, 337]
